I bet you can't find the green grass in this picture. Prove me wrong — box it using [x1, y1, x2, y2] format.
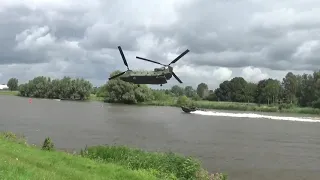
[0, 134, 158, 180]
[82, 145, 227, 180]
[0, 90, 18, 96]
[279, 106, 320, 115]
[89, 94, 104, 101]
[82, 145, 203, 179]
[139, 99, 178, 107]
[0, 132, 226, 180]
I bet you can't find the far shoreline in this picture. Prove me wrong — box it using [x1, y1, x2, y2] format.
[1, 90, 320, 116]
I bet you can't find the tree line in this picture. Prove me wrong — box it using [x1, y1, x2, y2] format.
[211, 71, 320, 109]
[6, 76, 92, 100]
[4, 70, 320, 109]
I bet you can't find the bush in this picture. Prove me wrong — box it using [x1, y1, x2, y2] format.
[196, 170, 228, 180]
[0, 131, 26, 144]
[80, 145, 202, 180]
[176, 95, 191, 106]
[312, 99, 320, 109]
[42, 137, 55, 151]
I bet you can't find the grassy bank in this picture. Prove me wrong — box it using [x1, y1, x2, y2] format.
[0, 132, 226, 180]
[140, 99, 320, 115]
[0, 133, 156, 180]
[89, 94, 104, 101]
[0, 90, 18, 96]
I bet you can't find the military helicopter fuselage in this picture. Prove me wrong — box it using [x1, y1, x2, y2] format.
[119, 67, 173, 85]
[108, 46, 189, 86]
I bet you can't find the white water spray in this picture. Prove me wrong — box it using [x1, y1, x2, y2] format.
[190, 110, 320, 122]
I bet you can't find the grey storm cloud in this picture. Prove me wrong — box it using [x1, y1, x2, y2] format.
[149, 0, 320, 71]
[0, 0, 319, 88]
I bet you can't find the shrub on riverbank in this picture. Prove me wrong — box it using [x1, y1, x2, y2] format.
[81, 145, 204, 179]
[42, 137, 55, 151]
[0, 131, 26, 144]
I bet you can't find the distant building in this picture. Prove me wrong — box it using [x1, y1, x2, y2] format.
[0, 84, 8, 90]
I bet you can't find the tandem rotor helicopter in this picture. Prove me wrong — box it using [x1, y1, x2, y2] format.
[108, 46, 190, 86]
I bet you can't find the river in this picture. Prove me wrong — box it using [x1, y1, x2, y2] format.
[1, 95, 320, 180]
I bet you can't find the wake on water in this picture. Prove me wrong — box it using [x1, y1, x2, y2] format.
[190, 110, 320, 123]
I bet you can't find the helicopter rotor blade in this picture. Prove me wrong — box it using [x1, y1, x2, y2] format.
[136, 56, 165, 66]
[171, 71, 182, 83]
[118, 46, 129, 69]
[169, 49, 190, 65]
[108, 71, 126, 80]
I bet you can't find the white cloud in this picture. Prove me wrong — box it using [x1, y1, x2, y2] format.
[241, 66, 269, 83]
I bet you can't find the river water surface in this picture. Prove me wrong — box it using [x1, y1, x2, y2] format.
[1, 95, 320, 180]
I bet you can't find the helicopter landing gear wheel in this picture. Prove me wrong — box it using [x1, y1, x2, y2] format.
[160, 84, 162, 86]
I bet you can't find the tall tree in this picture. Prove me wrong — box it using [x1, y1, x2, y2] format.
[206, 90, 217, 101]
[184, 86, 195, 97]
[196, 83, 209, 99]
[264, 79, 281, 104]
[229, 77, 248, 102]
[255, 79, 268, 104]
[313, 71, 320, 101]
[171, 85, 185, 96]
[297, 73, 315, 107]
[244, 82, 257, 103]
[282, 72, 298, 104]
[7, 78, 18, 91]
[214, 80, 232, 101]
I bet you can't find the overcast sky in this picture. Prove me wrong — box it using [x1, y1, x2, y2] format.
[0, 0, 318, 90]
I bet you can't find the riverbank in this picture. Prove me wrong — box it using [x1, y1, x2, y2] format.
[140, 100, 320, 115]
[0, 91, 104, 102]
[0, 90, 18, 96]
[0, 132, 225, 180]
[81, 95, 320, 115]
[3, 91, 319, 115]
[89, 94, 104, 101]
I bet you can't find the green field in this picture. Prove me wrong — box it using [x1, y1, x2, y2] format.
[0, 90, 18, 96]
[0, 132, 226, 180]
